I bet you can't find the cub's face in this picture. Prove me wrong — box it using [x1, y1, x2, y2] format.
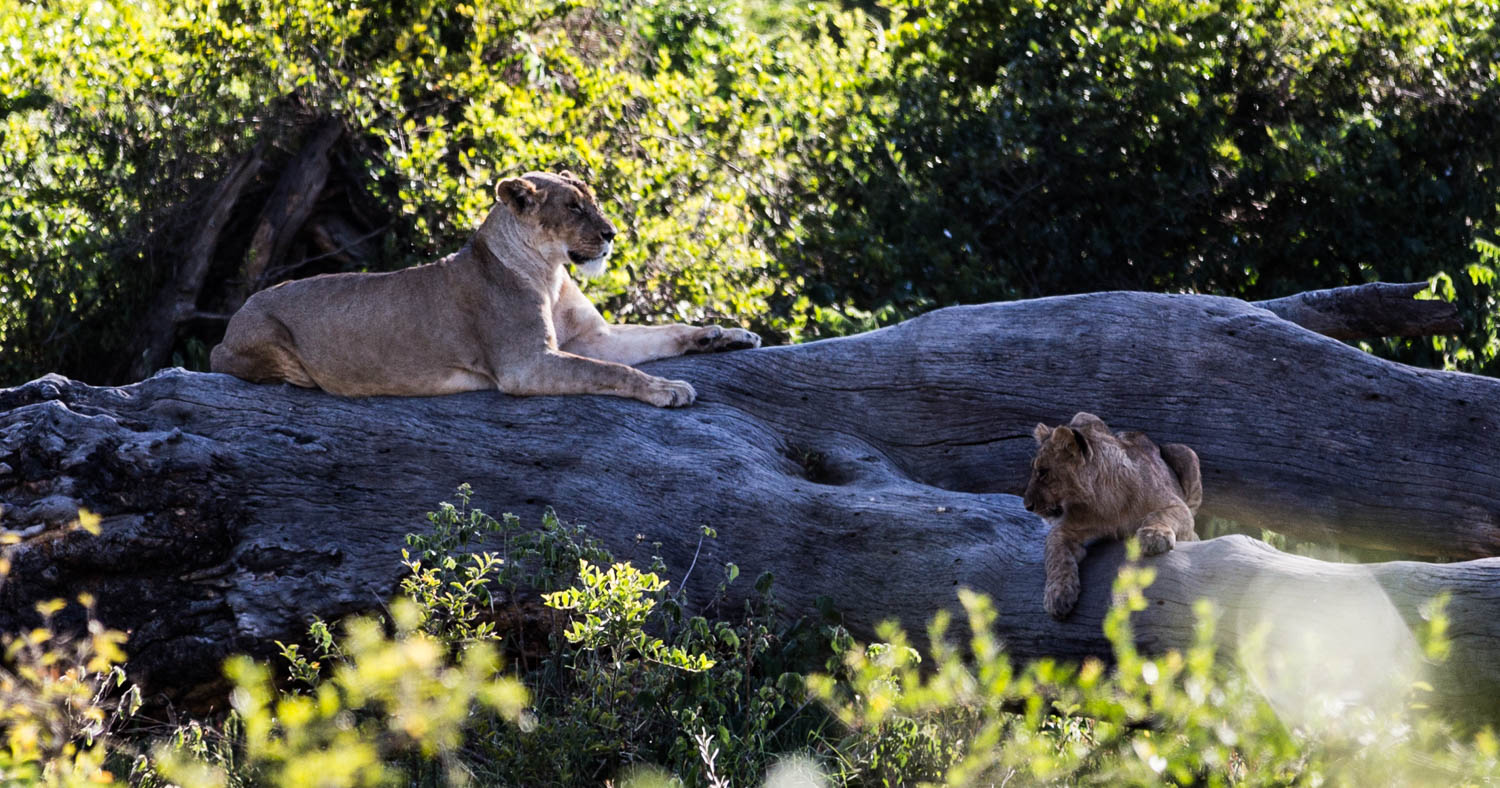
[1022, 423, 1091, 522]
[494, 170, 618, 278]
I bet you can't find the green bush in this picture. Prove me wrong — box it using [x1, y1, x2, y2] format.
[6, 494, 1500, 786]
[0, 0, 879, 384]
[0, 595, 136, 787]
[7, 0, 1494, 385]
[808, 547, 1499, 786]
[783, 0, 1500, 370]
[428, 505, 839, 787]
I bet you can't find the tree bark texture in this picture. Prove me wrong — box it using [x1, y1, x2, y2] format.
[2, 292, 1499, 711]
[1253, 281, 1463, 340]
[129, 145, 266, 380]
[240, 119, 343, 296]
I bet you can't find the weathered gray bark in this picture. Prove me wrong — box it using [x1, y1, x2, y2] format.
[1253, 281, 1463, 340]
[3, 292, 1499, 713]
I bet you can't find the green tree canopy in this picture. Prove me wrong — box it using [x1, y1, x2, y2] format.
[1, 0, 1496, 384]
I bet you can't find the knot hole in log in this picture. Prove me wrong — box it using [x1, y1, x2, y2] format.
[780, 441, 905, 487]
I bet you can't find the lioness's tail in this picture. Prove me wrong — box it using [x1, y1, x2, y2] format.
[1159, 443, 1203, 513]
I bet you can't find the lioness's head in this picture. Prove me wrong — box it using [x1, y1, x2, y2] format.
[1023, 414, 1108, 521]
[491, 170, 618, 278]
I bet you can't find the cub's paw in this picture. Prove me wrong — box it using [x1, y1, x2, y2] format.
[1043, 577, 1080, 619]
[643, 377, 697, 408]
[1138, 527, 1177, 557]
[689, 326, 762, 353]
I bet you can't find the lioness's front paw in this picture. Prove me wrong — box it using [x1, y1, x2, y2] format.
[643, 378, 697, 408]
[689, 325, 761, 353]
[1043, 577, 1080, 619]
[1138, 528, 1176, 556]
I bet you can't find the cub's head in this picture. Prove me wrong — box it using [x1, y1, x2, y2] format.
[1022, 416, 1105, 522]
[493, 170, 618, 278]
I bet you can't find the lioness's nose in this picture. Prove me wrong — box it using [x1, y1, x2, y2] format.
[1022, 495, 1035, 512]
[601, 226, 616, 243]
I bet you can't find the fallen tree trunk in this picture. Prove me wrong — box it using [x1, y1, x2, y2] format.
[3, 291, 1499, 713]
[1252, 281, 1462, 340]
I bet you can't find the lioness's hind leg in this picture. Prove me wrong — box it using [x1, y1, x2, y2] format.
[211, 315, 318, 388]
[211, 342, 318, 388]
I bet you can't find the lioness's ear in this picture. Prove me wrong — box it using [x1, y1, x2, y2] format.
[558, 169, 592, 197]
[496, 177, 541, 213]
[1032, 423, 1051, 445]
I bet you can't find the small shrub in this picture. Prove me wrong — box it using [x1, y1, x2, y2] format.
[543, 558, 715, 673]
[807, 542, 1500, 786]
[12, 492, 1498, 786]
[462, 514, 838, 787]
[0, 595, 136, 787]
[152, 599, 527, 788]
[0, 510, 138, 787]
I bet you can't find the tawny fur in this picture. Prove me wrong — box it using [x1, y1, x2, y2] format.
[1023, 412, 1202, 619]
[210, 171, 760, 406]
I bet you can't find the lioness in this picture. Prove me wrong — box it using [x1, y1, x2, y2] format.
[210, 171, 760, 406]
[1023, 412, 1202, 619]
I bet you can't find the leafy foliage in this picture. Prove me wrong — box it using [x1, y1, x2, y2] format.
[153, 599, 528, 788]
[5, 0, 1496, 385]
[0, 596, 135, 787]
[1428, 237, 1500, 372]
[543, 559, 716, 672]
[808, 544, 1500, 786]
[420, 498, 839, 787]
[784, 0, 1500, 371]
[4, 494, 1500, 786]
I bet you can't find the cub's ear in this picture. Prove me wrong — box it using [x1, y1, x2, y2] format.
[1070, 427, 1091, 459]
[1033, 423, 1051, 444]
[1069, 412, 1107, 431]
[1053, 426, 1088, 458]
[495, 177, 543, 213]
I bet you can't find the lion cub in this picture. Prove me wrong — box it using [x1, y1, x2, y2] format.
[1023, 412, 1202, 619]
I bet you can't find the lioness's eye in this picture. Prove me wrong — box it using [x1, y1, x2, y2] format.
[1037, 467, 1049, 479]
[569, 203, 584, 215]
